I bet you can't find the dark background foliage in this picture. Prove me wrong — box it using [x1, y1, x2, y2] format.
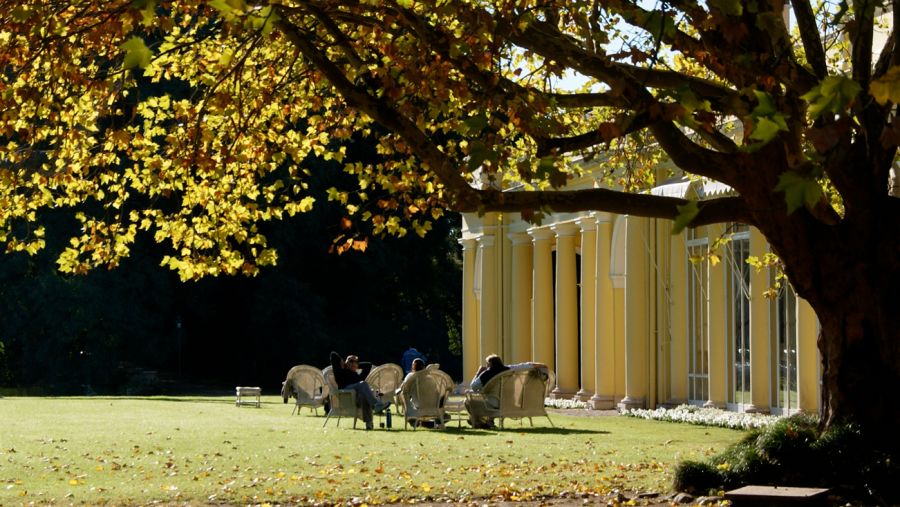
[0, 153, 463, 395]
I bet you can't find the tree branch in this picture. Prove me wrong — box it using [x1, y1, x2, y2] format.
[506, 19, 748, 116]
[648, 121, 740, 183]
[545, 91, 630, 108]
[535, 113, 655, 157]
[274, 14, 476, 205]
[454, 187, 752, 227]
[851, 0, 875, 87]
[690, 124, 740, 153]
[792, 0, 828, 79]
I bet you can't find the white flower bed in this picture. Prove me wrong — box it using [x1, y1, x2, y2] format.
[623, 404, 781, 430]
[544, 397, 589, 409]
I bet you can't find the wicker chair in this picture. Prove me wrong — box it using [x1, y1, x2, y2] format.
[465, 367, 554, 429]
[321, 366, 362, 428]
[281, 365, 329, 416]
[396, 364, 453, 429]
[365, 363, 404, 405]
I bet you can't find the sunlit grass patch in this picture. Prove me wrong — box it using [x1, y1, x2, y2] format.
[0, 396, 745, 505]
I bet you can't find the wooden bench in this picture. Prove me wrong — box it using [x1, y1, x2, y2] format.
[725, 485, 829, 507]
[235, 386, 261, 407]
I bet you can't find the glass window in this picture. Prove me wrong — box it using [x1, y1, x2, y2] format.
[686, 230, 709, 404]
[772, 280, 799, 414]
[726, 226, 751, 408]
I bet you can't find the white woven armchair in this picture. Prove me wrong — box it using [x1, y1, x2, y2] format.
[465, 367, 553, 429]
[396, 364, 453, 429]
[281, 365, 329, 416]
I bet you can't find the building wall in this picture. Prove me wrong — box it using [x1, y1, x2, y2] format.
[460, 182, 821, 415]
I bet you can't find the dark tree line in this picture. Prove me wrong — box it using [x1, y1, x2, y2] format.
[0, 153, 463, 395]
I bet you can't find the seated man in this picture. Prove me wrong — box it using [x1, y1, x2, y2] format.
[469, 354, 547, 392]
[465, 354, 547, 428]
[330, 351, 391, 430]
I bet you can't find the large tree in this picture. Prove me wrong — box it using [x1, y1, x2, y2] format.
[1, 1, 898, 439]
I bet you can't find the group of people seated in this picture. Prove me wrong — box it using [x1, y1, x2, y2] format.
[327, 350, 547, 430]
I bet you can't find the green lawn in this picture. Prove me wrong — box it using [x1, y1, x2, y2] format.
[0, 396, 743, 505]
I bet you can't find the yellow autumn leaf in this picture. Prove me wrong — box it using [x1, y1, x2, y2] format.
[870, 66, 900, 105]
[68, 479, 79, 486]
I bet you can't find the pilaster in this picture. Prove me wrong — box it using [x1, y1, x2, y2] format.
[529, 227, 555, 372]
[591, 218, 617, 409]
[508, 232, 533, 364]
[576, 216, 597, 401]
[551, 222, 580, 399]
[705, 224, 727, 409]
[477, 235, 500, 364]
[747, 227, 770, 413]
[796, 297, 819, 413]
[459, 238, 479, 384]
[619, 216, 649, 411]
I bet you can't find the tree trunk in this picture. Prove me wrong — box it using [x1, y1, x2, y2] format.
[818, 296, 900, 448]
[777, 218, 900, 447]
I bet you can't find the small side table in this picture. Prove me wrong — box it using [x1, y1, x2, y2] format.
[235, 386, 261, 407]
[443, 395, 468, 428]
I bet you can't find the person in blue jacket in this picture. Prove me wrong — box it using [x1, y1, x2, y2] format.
[401, 346, 427, 374]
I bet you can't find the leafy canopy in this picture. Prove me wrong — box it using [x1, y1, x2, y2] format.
[1, 0, 898, 279]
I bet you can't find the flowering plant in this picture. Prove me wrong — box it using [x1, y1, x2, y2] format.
[623, 404, 781, 430]
[544, 398, 589, 409]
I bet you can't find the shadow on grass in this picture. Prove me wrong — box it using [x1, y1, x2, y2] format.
[431, 426, 610, 436]
[38, 396, 238, 405]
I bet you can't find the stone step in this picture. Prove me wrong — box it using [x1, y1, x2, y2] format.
[725, 485, 830, 507]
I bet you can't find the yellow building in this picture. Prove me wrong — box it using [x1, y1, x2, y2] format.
[459, 174, 821, 415]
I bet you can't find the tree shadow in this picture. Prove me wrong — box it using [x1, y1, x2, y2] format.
[433, 426, 609, 436]
[41, 396, 238, 405]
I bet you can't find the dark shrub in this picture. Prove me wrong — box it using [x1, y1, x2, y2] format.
[714, 433, 771, 487]
[754, 414, 820, 485]
[814, 421, 865, 487]
[673, 460, 721, 495]
[814, 422, 900, 504]
[674, 415, 899, 505]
